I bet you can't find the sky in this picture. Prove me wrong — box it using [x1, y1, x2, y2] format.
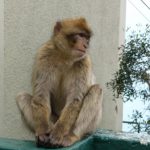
[123, 0, 150, 132]
[126, 0, 150, 27]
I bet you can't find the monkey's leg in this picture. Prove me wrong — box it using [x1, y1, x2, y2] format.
[73, 84, 103, 137]
[16, 92, 34, 130]
[16, 92, 53, 144]
[62, 84, 103, 147]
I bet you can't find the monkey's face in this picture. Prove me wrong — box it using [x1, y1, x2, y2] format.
[66, 31, 90, 58]
[53, 18, 92, 59]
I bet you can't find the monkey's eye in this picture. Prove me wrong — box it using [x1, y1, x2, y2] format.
[66, 34, 77, 44]
[66, 33, 76, 39]
[66, 33, 90, 44]
[78, 33, 90, 40]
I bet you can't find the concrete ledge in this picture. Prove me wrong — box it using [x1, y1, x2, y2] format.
[0, 130, 149, 150]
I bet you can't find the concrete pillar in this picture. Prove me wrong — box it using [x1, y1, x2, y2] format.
[0, 0, 4, 134]
[0, 0, 126, 140]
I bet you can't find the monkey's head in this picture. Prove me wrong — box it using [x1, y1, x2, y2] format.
[53, 18, 92, 59]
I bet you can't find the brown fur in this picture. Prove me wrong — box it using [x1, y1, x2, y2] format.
[16, 18, 103, 147]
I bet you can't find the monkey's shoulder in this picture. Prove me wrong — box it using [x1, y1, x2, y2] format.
[37, 42, 54, 59]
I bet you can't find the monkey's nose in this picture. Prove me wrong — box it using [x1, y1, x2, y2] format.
[83, 43, 88, 49]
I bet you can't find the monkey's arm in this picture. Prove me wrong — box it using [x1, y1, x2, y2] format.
[52, 99, 83, 135]
[32, 67, 54, 135]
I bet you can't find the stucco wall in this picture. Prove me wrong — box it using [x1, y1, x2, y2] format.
[0, 0, 126, 140]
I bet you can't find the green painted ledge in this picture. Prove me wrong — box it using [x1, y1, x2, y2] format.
[0, 130, 150, 150]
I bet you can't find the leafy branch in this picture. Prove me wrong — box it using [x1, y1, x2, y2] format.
[107, 25, 150, 133]
[107, 25, 150, 102]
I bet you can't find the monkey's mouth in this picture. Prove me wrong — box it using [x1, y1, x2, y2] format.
[76, 49, 86, 53]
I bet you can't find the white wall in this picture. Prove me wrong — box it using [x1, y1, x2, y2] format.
[0, 0, 126, 140]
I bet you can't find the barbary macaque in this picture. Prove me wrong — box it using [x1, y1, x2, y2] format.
[16, 17, 103, 148]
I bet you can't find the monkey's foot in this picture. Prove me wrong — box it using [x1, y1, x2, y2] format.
[61, 133, 79, 147]
[36, 134, 63, 149]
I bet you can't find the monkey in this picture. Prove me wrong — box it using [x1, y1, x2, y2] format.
[16, 17, 103, 148]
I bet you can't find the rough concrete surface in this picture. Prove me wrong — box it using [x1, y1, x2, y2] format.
[0, 130, 149, 150]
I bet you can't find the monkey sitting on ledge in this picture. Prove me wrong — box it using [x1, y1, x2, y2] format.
[16, 17, 103, 148]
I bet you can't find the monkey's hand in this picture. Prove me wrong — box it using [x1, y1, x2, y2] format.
[36, 123, 54, 148]
[36, 133, 50, 146]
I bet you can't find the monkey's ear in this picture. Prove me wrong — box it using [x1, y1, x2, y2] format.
[79, 17, 87, 23]
[54, 21, 62, 34]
